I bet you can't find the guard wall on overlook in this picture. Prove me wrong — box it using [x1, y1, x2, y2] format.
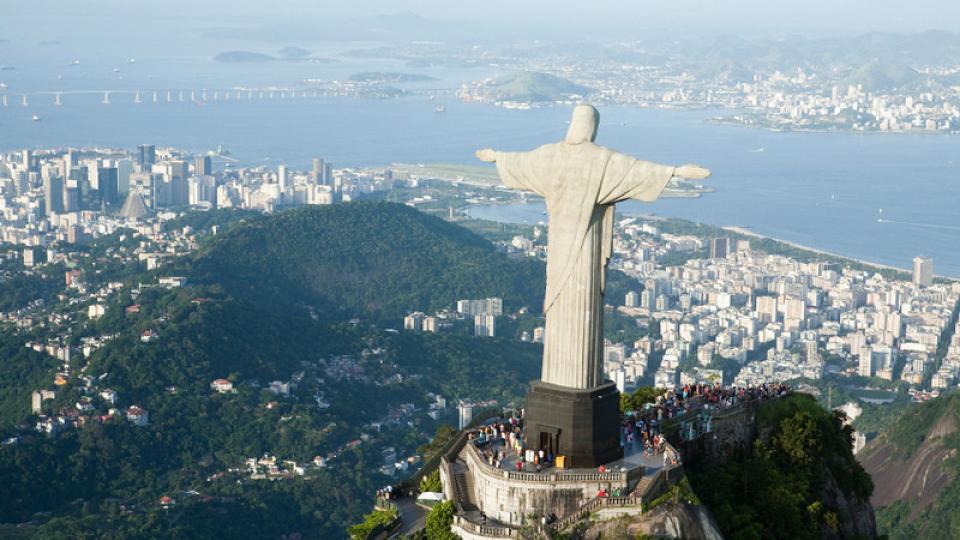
[462, 442, 640, 526]
[664, 402, 758, 465]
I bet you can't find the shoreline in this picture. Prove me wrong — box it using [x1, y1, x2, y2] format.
[721, 226, 915, 276]
[466, 204, 956, 280]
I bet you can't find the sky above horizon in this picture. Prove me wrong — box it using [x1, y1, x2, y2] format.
[4, 0, 959, 38]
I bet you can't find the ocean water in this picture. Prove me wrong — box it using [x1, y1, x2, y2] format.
[0, 33, 958, 276]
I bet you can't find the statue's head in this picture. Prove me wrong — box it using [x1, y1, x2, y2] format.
[564, 104, 599, 144]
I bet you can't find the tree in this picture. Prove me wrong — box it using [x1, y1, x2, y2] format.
[420, 470, 442, 493]
[620, 386, 660, 413]
[773, 411, 823, 466]
[425, 500, 458, 540]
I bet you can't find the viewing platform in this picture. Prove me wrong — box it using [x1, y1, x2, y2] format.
[440, 421, 682, 539]
[438, 387, 789, 539]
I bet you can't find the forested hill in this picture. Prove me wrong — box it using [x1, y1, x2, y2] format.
[686, 393, 876, 539]
[0, 203, 546, 538]
[176, 202, 546, 322]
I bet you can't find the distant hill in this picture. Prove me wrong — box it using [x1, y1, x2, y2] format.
[349, 71, 437, 83]
[277, 46, 310, 59]
[491, 71, 590, 102]
[861, 393, 960, 538]
[843, 59, 924, 92]
[178, 202, 546, 322]
[213, 50, 276, 63]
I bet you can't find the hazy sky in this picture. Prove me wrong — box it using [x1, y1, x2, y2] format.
[5, 0, 960, 37]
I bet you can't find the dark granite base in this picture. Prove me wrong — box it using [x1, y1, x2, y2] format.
[523, 380, 623, 469]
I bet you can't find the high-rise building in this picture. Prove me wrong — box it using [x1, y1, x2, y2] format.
[756, 295, 778, 323]
[404, 312, 425, 331]
[457, 297, 503, 317]
[784, 296, 805, 321]
[624, 290, 640, 308]
[913, 256, 933, 287]
[277, 165, 290, 190]
[164, 161, 190, 206]
[63, 150, 76, 172]
[63, 180, 80, 213]
[709, 237, 730, 259]
[98, 167, 119, 206]
[67, 225, 85, 244]
[474, 314, 496, 337]
[21, 149, 33, 172]
[43, 173, 64, 216]
[188, 176, 217, 207]
[194, 155, 212, 176]
[116, 158, 133, 194]
[458, 401, 474, 430]
[137, 144, 156, 168]
[312, 158, 324, 184]
[323, 162, 333, 187]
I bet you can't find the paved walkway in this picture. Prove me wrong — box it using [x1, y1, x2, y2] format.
[476, 437, 666, 479]
[394, 496, 426, 538]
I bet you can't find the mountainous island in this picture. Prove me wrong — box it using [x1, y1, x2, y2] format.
[489, 71, 590, 103]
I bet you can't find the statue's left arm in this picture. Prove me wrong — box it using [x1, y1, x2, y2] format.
[597, 152, 710, 204]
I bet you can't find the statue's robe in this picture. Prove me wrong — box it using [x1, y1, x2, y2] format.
[496, 142, 675, 389]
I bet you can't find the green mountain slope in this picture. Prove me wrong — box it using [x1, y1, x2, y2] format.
[0, 204, 545, 538]
[843, 59, 924, 92]
[177, 202, 546, 322]
[861, 394, 960, 539]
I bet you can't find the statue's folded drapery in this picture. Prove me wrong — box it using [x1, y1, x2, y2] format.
[495, 142, 675, 389]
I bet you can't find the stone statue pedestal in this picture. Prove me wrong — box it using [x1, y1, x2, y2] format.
[524, 380, 623, 469]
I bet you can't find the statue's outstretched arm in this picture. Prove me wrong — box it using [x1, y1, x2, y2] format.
[598, 152, 711, 205]
[675, 164, 711, 180]
[476, 148, 497, 163]
[479, 147, 548, 196]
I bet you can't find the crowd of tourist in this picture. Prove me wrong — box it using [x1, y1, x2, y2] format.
[375, 484, 398, 501]
[623, 382, 791, 457]
[470, 412, 529, 469]
[466, 383, 791, 475]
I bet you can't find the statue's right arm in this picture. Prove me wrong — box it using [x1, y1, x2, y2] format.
[674, 165, 711, 180]
[479, 148, 546, 196]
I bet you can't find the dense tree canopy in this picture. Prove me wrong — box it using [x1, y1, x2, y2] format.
[687, 394, 874, 540]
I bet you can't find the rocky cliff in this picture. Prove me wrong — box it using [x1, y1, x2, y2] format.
[860, 411, 955, 520]
[572, 501, 724, 540]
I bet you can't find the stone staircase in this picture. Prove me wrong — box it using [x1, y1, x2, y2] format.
[634, 473, 657, 497]
[452, 459, 478, 512]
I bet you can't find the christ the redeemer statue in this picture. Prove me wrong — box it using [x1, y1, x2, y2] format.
[477, 104, 710, 391]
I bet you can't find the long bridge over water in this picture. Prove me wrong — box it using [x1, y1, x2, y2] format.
[0, 86, 459, 109]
